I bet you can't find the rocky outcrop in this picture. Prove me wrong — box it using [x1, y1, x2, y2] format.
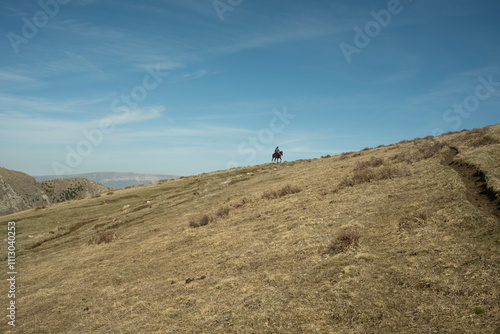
[0, 167, 112, 216]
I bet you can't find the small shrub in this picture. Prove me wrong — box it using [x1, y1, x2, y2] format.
[88, 231, 118, 245]
[473, 307, 485, 315]
[339, 152, 352, 160]
[232, 197, 251, 208]
[107, 191, 114, 195]
[216, 206, 230, 217]
[262, 190, 277, 199]
[471, 135, 499, 147]
[92, 194, 101, 198]
[325, 229, 361, 254]
[262, 185, 301, 199]
[189, 214, 214, 228]
[354, 157, 385, 170]
[278, 184, 301, 197]
[335, 164, 410, 192]
[398, 210, 432, 230]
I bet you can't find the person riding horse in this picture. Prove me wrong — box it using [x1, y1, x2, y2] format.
[272, 147, 283, 163]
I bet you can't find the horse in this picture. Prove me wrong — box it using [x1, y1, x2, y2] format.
[272, 151, 283, 163]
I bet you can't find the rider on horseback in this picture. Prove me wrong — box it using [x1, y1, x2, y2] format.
[272, 146, 283, 163]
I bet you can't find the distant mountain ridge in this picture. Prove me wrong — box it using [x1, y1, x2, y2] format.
[0, 167, 112, 216]
[34, 172, 178, 188]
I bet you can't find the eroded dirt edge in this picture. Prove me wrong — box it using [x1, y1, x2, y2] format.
[442, 147, 500, 221]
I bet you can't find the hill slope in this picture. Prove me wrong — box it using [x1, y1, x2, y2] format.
[0, 168, 112, 215]
[1, 125, 500, 333]
[0, 168, 50, 215]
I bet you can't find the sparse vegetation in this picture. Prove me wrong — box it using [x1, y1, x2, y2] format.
[188, 214, 214, 228]
[325, 227, 361, 254]
[216, 206, 230, 217]
[262, 184, 301, 199]
[88, 230, 119, 245]
[3, 124, 500, 333]
[398, 210, 432, 230]
[335, 164, 410, 191]
[471, 135, 499, 147]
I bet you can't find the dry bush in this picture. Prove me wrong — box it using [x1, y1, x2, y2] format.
[355, 157, 385, 170]
[91, 194, 101, 198]
[188, 214, 214, 228]
[339, 152, 352, 160]
[216, 206, 230, 217]
[325, 228, 361, 254]
[278, 184, 301, 197]
[391, 141, 446, 164]
[338, 165, 410, 189]
[88, 231, 118, 245]
[232, 196, 251, 208]
[262, 184, 301, 199]
[262, 190, 278, 199]
[471, 135, 499, 147]
[417, 141, 447, 160]
[107, 191, 114, 195]
[398, 210, 432, 230]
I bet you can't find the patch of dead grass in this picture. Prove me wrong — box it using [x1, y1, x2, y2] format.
[87, 230, 119, 245]
[188, 214, 214, 228]
[262, 184, 301, 199]
[325, 226, 361, 254]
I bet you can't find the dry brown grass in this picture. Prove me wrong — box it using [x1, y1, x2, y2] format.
[325, 227, 361, 254]
[216, 206, 230, 217]
[398, 210, 432, 230]
[188, 214, 214, 228]
[262, 184, 301, 199]
[471, 135, 499, 147]
[2, 124, 500, 333]
[87, 230, 118, 245]
[336, 164, 410, 190]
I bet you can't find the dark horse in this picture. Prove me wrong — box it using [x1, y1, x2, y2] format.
[272, 151, 283, 163]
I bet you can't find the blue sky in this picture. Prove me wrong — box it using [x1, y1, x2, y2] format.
[1, 0, 499, 176]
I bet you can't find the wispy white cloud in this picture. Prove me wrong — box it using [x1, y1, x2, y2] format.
[0, 93, 105, 114]
[409, 67, 500, 107]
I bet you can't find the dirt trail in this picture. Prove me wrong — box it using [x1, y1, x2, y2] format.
[442, 147, 500, 220]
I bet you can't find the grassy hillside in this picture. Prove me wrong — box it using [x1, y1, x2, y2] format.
[1, 125, 500, 333]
